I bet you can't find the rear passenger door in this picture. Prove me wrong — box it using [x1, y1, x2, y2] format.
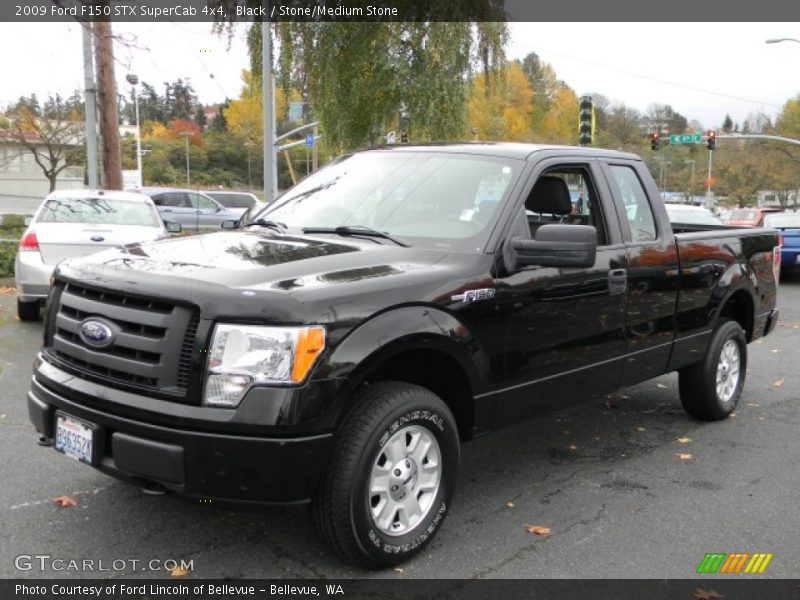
[601, 160, 679, 386]
[152, 192, 195, 228]
[491, 159, 629, 427]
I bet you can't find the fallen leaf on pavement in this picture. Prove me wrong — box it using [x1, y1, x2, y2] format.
[393, 567, 404, 574]
[525, 524, 551, 536]
[773, 379, 785, 388]
[568, 445, 578, 451]
[676, 437, 692, 444]
[656, 383, 668, 389]
[675, 453, 692, 461]
[0, 286, 16, 295]
[169, 566, 190, 577]
[506, 501, 515, 508]
[636, 427, 646, 432]
[747, 403, 760, 408]
[694, 588, 724, 600]
[771, 349, 781, 353]
[52, 496, 77, 507]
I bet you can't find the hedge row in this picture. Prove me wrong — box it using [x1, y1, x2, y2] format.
[0, 215, 26, 279]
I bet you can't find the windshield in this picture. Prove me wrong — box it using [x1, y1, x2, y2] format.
[764, 213, 800, 228]
[666, 206, 723, 225]
[37, 196, 162, 227]
[259, 150, 522, 251]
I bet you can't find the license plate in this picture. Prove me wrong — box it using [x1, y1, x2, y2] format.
[55, 413, 96, 464]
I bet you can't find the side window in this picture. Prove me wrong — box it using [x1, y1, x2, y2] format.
[189, 193, 217, 210]
[524, 167, 608, 246]
[156, 193, 186, 207]
[609, 166, 657, 242]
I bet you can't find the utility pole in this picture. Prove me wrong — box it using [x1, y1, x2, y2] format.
[262, 22, 277, 202]
[81, 23, 99, 189]
[93, 18, 122, 190]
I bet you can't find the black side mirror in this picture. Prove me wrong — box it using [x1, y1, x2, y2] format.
[165, 221, 181, 233]
[512, 224, 597, 269]
[221, 219, 238, 230]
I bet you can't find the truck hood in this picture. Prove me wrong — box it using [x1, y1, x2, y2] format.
[56, 231, 453, 322]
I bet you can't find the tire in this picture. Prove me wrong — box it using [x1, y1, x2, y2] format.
[679, 318, 747, 421]
[17, 299, 40, 322]
[315, 381, 459, 568]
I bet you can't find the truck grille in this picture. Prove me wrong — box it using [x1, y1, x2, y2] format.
[48, 282, 199, 401]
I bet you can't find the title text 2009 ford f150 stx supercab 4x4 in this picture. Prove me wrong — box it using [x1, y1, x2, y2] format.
[27, 144, 779, 567]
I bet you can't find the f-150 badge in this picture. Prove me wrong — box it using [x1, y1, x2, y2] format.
[451, 288, 496, 303]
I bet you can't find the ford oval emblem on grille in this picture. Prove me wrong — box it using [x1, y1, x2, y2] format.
[79, 319, 115, 348]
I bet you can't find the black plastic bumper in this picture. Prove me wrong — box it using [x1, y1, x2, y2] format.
[28, 374, 333, 505]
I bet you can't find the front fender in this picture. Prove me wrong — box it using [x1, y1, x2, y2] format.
[322, 305, 491, 392]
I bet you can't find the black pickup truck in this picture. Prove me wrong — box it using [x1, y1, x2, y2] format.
[27, 144, 779, 567]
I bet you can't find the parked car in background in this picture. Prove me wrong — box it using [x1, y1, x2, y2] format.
[665, 204, 724, 227]
[202, 190, 259, 218]
[724, 207, 782, 228]
[764, 211, 800, 275]
[14, 189, 179, 321]
[133, 187, 240, 230]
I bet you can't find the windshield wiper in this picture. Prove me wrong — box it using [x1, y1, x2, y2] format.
[302, 225, 410, 247]
[248, 218, 287, 233]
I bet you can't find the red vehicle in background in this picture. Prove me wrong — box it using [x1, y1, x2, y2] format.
[725, 207, 782, 227]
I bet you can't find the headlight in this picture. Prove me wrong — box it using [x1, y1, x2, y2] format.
[203, 324, 326, 407]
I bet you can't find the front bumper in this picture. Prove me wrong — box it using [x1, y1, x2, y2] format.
[28, 360, 334, 504]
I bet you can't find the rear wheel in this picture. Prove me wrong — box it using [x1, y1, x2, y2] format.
[679, 318, 747, 421]
[17, 299, 40, 322]
[315, 382, 459, 568]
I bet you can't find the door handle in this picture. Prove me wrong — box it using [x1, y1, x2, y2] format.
[608, 268, 627, 295]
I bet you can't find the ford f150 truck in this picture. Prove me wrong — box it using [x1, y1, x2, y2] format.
[27, 144, 780, 567]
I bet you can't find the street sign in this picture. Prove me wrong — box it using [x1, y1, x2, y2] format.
[705, 176, 716, 187]
[288, 101, 304, 122]
[669, 133, 703, 145]
[386, 131, 396, 144]
[305, 133, 314, 148]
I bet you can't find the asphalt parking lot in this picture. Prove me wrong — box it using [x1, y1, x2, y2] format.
[0, 275, 798, 580]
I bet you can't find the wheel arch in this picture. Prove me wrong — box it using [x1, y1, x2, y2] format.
[322, 306, 491, 441]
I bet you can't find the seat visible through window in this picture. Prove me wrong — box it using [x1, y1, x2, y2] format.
[524, 175, 572, 237]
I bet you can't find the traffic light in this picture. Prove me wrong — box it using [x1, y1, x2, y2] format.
[578, 95, 594, 146]
[650, 132, 660, 151]
[707, 130, 716, 150]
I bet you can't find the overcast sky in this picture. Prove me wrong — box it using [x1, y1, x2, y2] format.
[2, 21, 799, 129]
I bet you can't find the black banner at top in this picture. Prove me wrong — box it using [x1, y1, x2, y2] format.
[5, 0, 800, 22]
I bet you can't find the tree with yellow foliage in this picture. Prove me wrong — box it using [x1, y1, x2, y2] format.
[467, 61, 533, 141]
[224, 70, 292, 146]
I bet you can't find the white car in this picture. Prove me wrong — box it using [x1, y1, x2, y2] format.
[14, 189, 179, 321]
[665, 204, 724, 226]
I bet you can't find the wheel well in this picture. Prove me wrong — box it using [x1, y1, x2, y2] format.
[718, 290, 754, 341]
[361, 349, 474, 441]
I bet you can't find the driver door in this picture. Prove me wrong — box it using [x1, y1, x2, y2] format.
[491, 160, 629, 427]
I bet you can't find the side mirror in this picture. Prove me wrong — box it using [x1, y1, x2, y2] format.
[221, 219, 238, 230]
[512, 224, 597, 269]
[165, 221, 181, 234]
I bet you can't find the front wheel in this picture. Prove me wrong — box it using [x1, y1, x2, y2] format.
[314, 382, 459, 568]
[679, 318, 747, 421]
